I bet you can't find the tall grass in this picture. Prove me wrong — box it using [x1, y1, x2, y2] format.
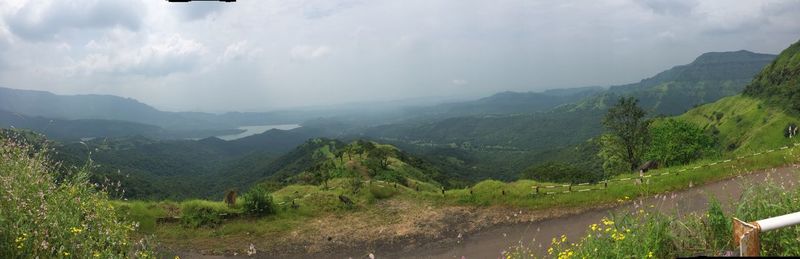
[504, 180, 800, 258]
[0, 138, 156, 258]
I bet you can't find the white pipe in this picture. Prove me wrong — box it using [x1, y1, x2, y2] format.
[756, 211, 800, 232]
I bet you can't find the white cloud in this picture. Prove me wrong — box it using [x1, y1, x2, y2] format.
[218, 40, 263, 63]
[71, 34, 206, 76]
[4, 0, 144, 41]
[289, 45, 331, 60]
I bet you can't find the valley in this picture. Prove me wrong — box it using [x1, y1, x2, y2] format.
[1, 1, 799, 257]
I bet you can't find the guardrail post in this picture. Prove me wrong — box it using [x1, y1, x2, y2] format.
[733, 212, 800, 256]
[733, 218, 760, 256]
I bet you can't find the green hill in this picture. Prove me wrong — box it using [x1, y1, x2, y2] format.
[743, 40, 800, 112]
[677, 95, 797, 154]
[363, 50, 775, 181]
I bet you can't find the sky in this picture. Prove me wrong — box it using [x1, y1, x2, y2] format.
[0, 0, 798, 112]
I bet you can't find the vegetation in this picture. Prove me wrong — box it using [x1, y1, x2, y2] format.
[743, 39, 800, 113]
[242, 185, 277, 217]
[601, 97, 651, 172]
[645, 118, 715, 167]
[504, 182, 800, 258]
[0, 135, 155, 258]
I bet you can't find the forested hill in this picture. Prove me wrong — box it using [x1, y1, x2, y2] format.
[361, 50, 776, 181]
[567, 50, 776, 115]
[743, 39, 800, 112]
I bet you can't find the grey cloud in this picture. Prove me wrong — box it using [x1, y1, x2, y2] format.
[303, 0, 362, 19]
[5, 0, 143, 41]
[171, 2, 227, 21]
[637, 0, 697, 16]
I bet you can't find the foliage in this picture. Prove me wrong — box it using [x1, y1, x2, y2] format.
[0, 138, 155, 258]
[602, 97, 651, 172]
[521, 161, 601, 184]
[645, 119, 715, 166]
[242, 185, 277, 217]
[597, 134, 630, 177]
[743, 39, 800, 113]
[181, 200, 235, 228]
[368, 183, 397, 200]
[505, 179, 800, 258]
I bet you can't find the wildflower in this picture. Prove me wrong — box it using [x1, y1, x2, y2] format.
[70, 226, 82, 234]
[602, 218, 614, 226]
[647, 251, 654, 258]
[63, 251, 70, 256]
[94, 251, 101, 257]
[548, 247, 554, 255]
[590, 224, 598, 231]
[175, 256, 180, 259]
[561, 234, 567, 243]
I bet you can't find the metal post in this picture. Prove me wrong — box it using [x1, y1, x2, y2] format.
[733, 218, 760, 256]
[733, 211, 800, 256]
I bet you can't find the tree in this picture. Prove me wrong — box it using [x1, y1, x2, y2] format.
[601, 97, 650, 172]
[645, 119, 714, 167]
[315, 160, 336, 189]
[597, 133, 629, 177]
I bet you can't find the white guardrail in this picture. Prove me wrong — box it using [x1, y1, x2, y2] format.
[733, 212, 800, 256]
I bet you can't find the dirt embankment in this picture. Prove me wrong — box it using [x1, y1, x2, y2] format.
[174, 198, 617, 259]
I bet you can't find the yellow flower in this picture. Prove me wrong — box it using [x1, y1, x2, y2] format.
[70, 227, 82, 234]
[175, 256, 181, 259]
[590, 224, 598, 231]
[63, 251, 70, 256]
[647, 251, 654, 258]
[561, 234, 567, 242]
[548, 247, 554, 255]
[93, 251, 101, 257]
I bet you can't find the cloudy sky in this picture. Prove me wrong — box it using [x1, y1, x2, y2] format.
[0, 0, 798, 112]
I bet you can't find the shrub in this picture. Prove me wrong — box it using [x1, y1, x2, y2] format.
[368, 184, 396, 200]
[242, 185, 277, 216]
[0, 139, 155, 258]
[180, 200, 233, 228]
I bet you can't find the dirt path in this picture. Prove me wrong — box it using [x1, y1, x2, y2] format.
[175, 165, 800, 259]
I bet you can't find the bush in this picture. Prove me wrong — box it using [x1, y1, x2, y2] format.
[0, 139, 155, 258]
[368, 184, 396, 200]
[180, 200, 234, 228]
[242, 185, 277, 216]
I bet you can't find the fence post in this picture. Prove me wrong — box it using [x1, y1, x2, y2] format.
[733, 218, 760, 256]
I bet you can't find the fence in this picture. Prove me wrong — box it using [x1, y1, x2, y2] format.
[733, 212, 800, 256]
[531, 142, 800, 196]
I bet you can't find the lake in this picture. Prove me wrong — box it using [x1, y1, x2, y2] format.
[216, 124, 301, 141]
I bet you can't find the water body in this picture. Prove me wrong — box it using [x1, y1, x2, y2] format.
[216, 124, 301, 141]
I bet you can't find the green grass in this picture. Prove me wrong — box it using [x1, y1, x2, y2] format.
[678, 95, 796, 154]
[505, 178, 800, 258]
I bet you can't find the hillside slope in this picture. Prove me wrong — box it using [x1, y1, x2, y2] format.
[743, 39, 800, 112]
[677, 95, 797, 154]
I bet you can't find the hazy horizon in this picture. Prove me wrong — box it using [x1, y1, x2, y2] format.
[0, 0, 799, 112]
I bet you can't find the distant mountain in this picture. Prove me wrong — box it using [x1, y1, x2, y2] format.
[403, 86, 604, 119]
[0, 87, 306, 131]
[580, 50, 777, 115]
[0, 110, 243, 141]
[743, 40, 800, 113]
[361, 50, 777, 180]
